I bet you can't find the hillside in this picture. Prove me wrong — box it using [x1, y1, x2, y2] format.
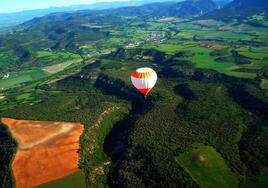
[19, 0, 217, 29]
[0, 2, 141, 31]
[0, 0, 268, 88]
[1, 47, 268, 187]
[106, 0, 218, 18]
[0, 0, 181, 32]
[166, 0, 218, 18]
[0, 0, 268, 187]
[202, 0, 268, 23]
[214, 0, 233, 8]
[0, 0, 217, 76]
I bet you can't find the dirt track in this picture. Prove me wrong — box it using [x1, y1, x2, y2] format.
[1, 118, 84, 188]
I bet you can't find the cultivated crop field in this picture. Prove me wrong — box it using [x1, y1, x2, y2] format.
[1, 118, 84, 188]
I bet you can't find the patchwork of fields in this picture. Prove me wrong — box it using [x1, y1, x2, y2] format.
[0, 51, 82, 89]
[0, 10, 267, 188]
[1, 17, 267, 90]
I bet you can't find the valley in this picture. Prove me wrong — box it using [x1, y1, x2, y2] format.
[1, 16, 267, 90]
[0, 0, 267, 188]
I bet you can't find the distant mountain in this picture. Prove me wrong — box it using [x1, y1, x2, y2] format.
[214, 0, 233, 8]
[0, 2, 142, 29]
[202, 0, 268, 21]
[0, 0, 182, 31]
[105, 0, 218, 18]
[18, 0, 218, 30]
[167, 0, 218, 17]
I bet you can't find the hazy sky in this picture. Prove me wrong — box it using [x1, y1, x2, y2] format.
[0, 0, 130, 13]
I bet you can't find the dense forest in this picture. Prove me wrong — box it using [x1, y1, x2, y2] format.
[0, 124, 17, 188]
[1, 49, 267, 187]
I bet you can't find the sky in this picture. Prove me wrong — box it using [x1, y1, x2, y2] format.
[0, 0, 130, 13]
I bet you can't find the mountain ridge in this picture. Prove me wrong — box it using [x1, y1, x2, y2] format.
[202, 0, 268, 21]
[20, 0, 218, 29]
[0, 0, 182, 31]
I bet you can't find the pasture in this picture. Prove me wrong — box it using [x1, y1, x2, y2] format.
[42, 59, 82, 74]
[35, 171, 86, 188]
[35, 50, 81, 65]
[261, 79, 268, 91]
[0, 69, 49, 89]
[171, 44, 256, 78]
[152, 43, 192, 54]
[149, 42, 260, 79]
[176, 145, 240, 188]
[36, 50, 80, 60]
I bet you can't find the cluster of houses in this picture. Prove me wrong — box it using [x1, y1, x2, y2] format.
[2, 73, 10, 79]
[125, 31, 167, 49]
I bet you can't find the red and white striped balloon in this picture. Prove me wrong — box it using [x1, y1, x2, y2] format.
[131, 67, 157, 96]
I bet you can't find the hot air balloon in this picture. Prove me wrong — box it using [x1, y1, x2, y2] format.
[131, 67, 157, 97]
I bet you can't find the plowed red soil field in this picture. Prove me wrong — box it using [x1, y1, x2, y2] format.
[1, 118, 84, 188]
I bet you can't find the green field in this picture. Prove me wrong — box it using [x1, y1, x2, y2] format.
[0, 69, 49, 89]
[36, 50, 80, 60]
[152, 43, 193, 54]
[42, 59, 82, 74]
[261, 79, 268, 90]
[237, 47, 268, 60]
[0, 57, 82, 89]
[35, 171, 86, 188]
[15, 93, 32, 101]
[145, 38, 265, 79]
[176, 145, 240, 188]
[152, 43, 261, 79]
[179, 45, 256, 78]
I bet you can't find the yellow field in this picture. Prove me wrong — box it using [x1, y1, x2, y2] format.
[42, 59, 82, 74]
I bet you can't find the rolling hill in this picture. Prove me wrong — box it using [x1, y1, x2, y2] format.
[20, 0, 218, 29]
[0, 1, 268, 187]
[107, 0, 218, 18]
[202, 0, 268, 21]
[0, 0, 182, 33]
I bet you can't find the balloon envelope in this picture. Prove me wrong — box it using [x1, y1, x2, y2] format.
[131, 67, 157, 95]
